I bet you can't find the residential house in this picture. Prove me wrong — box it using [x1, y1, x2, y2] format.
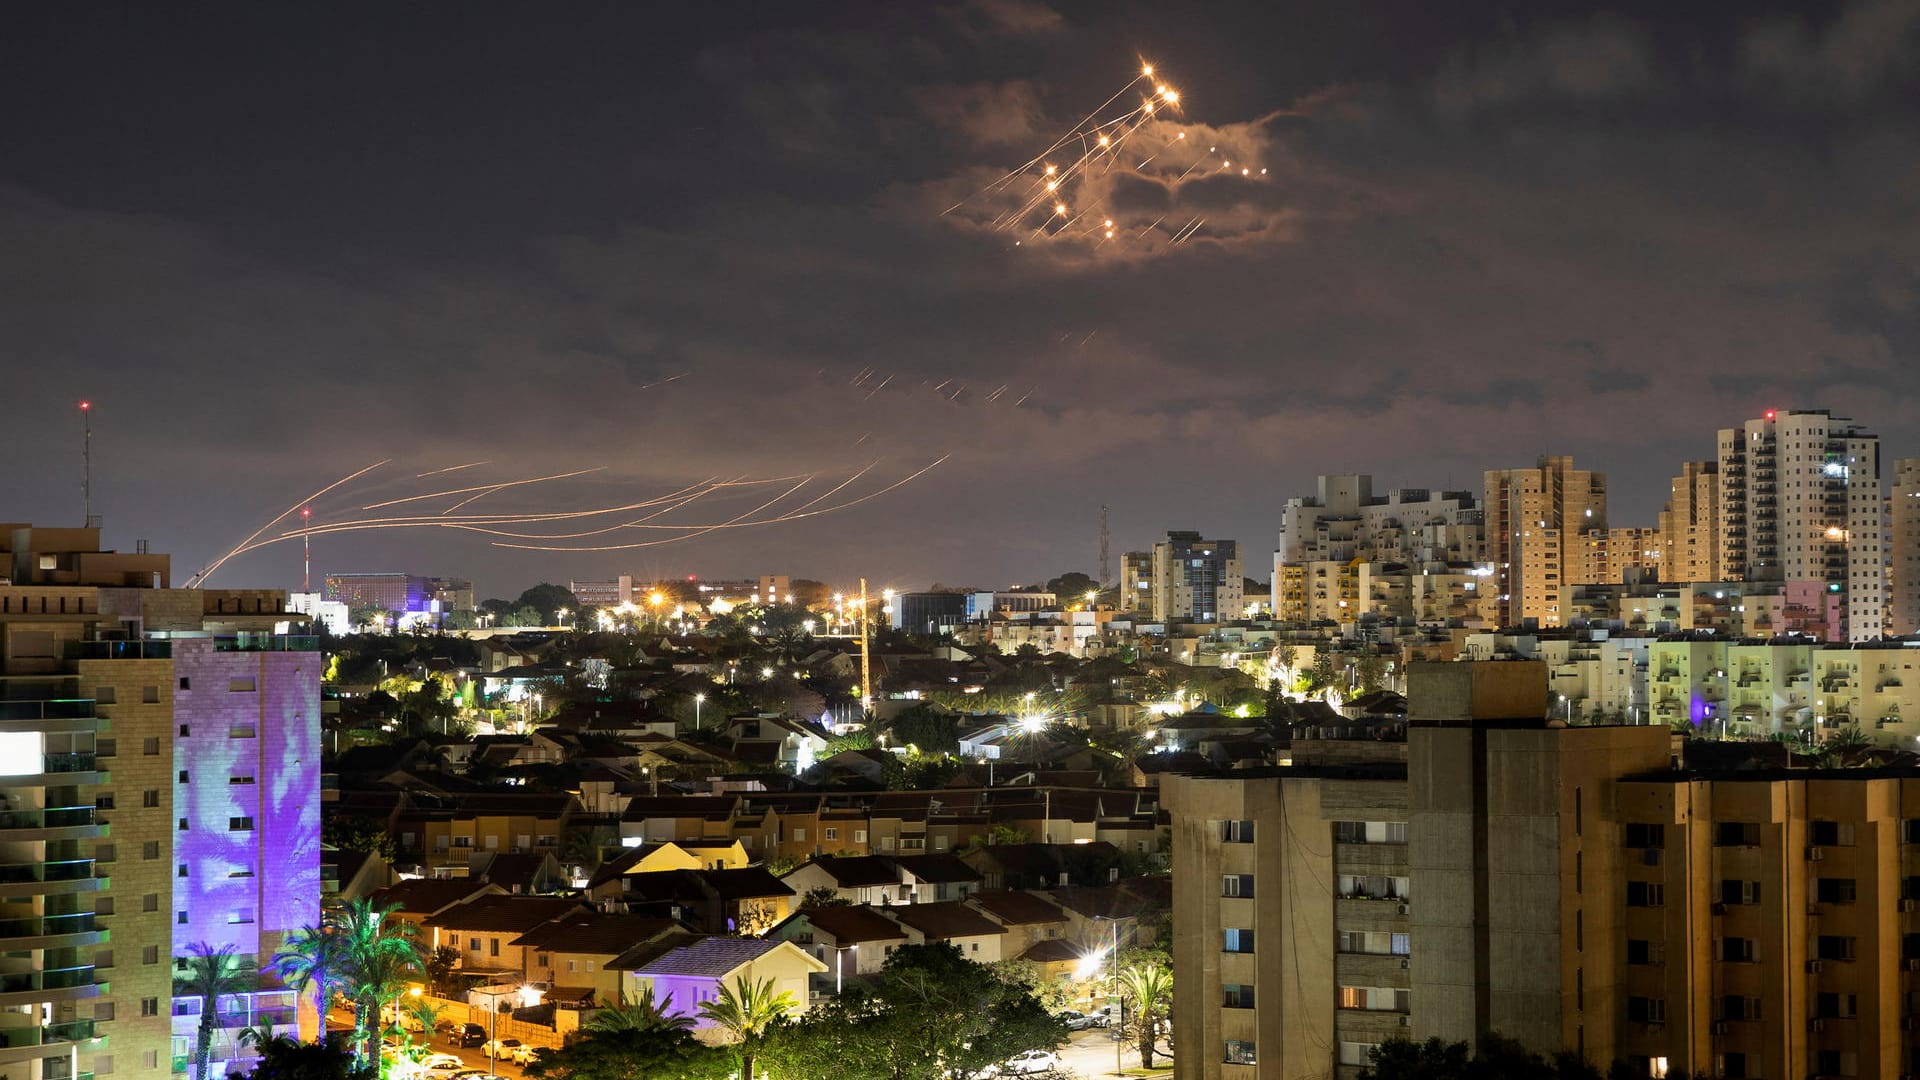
[779, 856, 905, 907]
[420, 894, 586, 979]
[610, 867, 796, 936]
[365, 878, 504, 936]
[627, 938, 827, 1040]
[512, 911, 687, 1004]
[889, 854, 982, 902]
[585, 841, 749, 901]
[769, 904, 911, 981]
[965, 890, 1073, 963]
[880, 901, 1010, 963]
[959, 842, 1123, 891]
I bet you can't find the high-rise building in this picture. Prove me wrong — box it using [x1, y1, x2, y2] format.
[1149, 532, 1242, 624]
[1892, 458, 1920, 637]
[1118, 552, 1153, 614]
[0, 524, 319, 1078]
[1715, 409, 1884, 641]
[1657, 461, 1722, 584]
[322, 572, 430, 613]
[1484, 457, 1608, 628]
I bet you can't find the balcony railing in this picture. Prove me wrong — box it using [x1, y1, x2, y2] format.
[0, 860, 98, 885]
[0, 966, 97, 994]
[212, 635, 319, 653]
[0, 700, 96, 722]
[0, 807, 97, 832]
[0, 913, 97, 939]
[65, 640, 172, 661]
[39, 753, 98, 774]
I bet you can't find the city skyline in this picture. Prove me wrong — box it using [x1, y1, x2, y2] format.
[5, 1, 1918, 592]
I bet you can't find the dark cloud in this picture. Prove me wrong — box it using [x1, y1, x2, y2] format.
[0, 1, 1916, 593]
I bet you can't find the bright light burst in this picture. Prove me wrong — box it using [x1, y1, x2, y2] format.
[941, 61, 1265, 254]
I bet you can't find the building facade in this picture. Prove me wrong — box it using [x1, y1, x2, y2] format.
[1715, 410, 1884, 641]
[1151, 533, 1242, 625]
[1893, 458, 1920, 637]
[1484, 457, 1609, 629]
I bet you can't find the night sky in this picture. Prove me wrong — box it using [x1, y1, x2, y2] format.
[5, 2, 1917, 596]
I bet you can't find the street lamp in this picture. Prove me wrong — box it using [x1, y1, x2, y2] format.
[695, 692, 705, 727]
[833, 943, 859, 995]
[1092, 916, 1123, 1076]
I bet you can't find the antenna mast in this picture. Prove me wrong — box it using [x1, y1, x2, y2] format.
[301, 507, 312, 593]
[858, 578, 873, 716]
[1099, 504, 1110, 588]
[79, 400, 93, 526]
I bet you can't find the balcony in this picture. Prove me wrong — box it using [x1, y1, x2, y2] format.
[0, 807, 103, 841]
[0, 967, 101, 1007]
[0, 700, 96, 722]
[212, 635, 319, 653]
[65, 640, 172, 661]
[0, 913, 105, 950]
[0, 860, 104, 899]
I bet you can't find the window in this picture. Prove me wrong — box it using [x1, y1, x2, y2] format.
[229, 817, 254, 831]
[855, 830, 868, 843]
[179, 677, 190, 690]
[1719, 879, 1759, 905]
[1906, 819, 1920, 844]
[490, 938, 500, 956]
[1715, 822, 1761, 846]
[96, 738, 116, 757]
[1223, 984, 1255, 1008]
[178, 818, 189, 831]
[1224, 1040, 1257, 1066]
[95, 843, 116, 863]
[229, 678, 256, 693]
[1627, 882, 1665, 907]
[1222, 874, 1254, 898]
[96, 795, 115, 811]
[178, 864, 188, 878]
[143, 946, 160, 965]
[143, 737, 160, 755]
[469, 938, 481, 952]
[141, 997, 159, 1017]
[1720, 995, 1760, 1021]
[1338, 1042, 1379, 1067]
[794, 828, 806, 842]
[94, 949, 112, 970]
[1721, 938, 1756, 963]
[1221, 819, 1255, 843]
[824, 828, 838, 841]
[1626, 996, 1667, 1023]
[178, 771, 189, 783]
[1816, 935, 1857, 961]
[1338, 986, 1410, 1012]
[1624, 823, 1665, 848]
[94, 686, 117, 705]
[1815, 992, 1858, 1019]
[177, 911, 187, 924]
[1223, 929, 1255, 953]
[143, 789, 160, 808]
[1815, 878, 1857, 904]
[1627, 939, 1664, 965]
[96, 897, 115, 916]
[1814, 1051, 1858, 1078]
[1809, 820, 1854, 846]
[143, 893, 159, 912]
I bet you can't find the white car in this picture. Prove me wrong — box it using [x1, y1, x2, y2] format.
[419, 1055, 467, 1075]
[510, 1044, 541, 1066]
[1003, 1050, 1060, 1075]
[480, 1039, 522, 1060]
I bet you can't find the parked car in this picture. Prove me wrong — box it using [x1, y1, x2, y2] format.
[446, 1022, 487, 1048]
[1002, 1049, 1060, 1075]
[480, 1038, 522, 1060]
[509, 1044, 541, 1066]
[1054, 1010, 1098, 1031]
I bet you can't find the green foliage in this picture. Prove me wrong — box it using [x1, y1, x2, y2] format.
[1360, 1034, 1607, 1080]
[423, 946, 462, 998]
[586, 983, 694, 1034]
[824, 731, 875, 755]
[699, 976, 798, 1080]
[240, 1036, 377, 1080]
[759, 943, 1063, 1080]
[321, 814, 397, 862]
[1116, 961, 1172, 1068]
[525, 1026, 735, 1080]
[799, 885, 850, 909]
[1045, 572, 1098, 598]
[178, 942, 256, 1080]
[885, 707, 959, 757]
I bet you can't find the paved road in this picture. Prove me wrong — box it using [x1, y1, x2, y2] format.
[1055, 1026, 1171, 1079]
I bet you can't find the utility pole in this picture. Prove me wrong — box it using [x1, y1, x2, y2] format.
[858, 578, 873, 715]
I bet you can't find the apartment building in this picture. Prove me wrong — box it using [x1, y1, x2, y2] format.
[1151, 532, 1243, 624]
[1894, 459, 1920, 637]
[1716, 410, 1884, 641]
[0, 523, 319, 1077]
[1646, 638, 1920, 744]
[1658, 462, 1723, 585]
[1484, 457, 1610, 629]
[1165, 661, 1672, 1078]
[1119, 551, 1154, 614]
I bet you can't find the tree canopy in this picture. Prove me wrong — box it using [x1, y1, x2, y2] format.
[524, 1026, 736, 1080]
[759, 943, 1062, 1080]
[1359, 1035, 1621, 1080]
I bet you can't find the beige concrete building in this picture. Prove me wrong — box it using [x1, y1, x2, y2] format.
[1150, 533, 1242, 625]
[1894, 458, 1920, 637]
[1484, 457, 1609, 629]
[1658, 462, 1723, 585]
[1647, 638, 1920, 744]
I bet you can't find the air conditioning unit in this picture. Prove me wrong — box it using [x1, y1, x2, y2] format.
[1400, 958, 1410, 969]
[1398, 1016, 1410, 1027]
[1810, 1018, 1827, 1032]
[1806, 960, 1824, 974]
[1908, 958, 1920, 972]
[1806, 846, 1825, 861]
[1711, 1021, 1727, 1035]
[1904, 899, 1919, 913]
[1397, 903, 1410, 915]
[1710, 902, 1727, 915]
[1903, 1017, 1920, 1032]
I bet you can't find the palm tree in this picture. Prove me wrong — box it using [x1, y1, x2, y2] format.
[697, 975, 797, 1080]
[177, 942, 256, 1080]
[587, 983, 693, 1034]
[1117, 961, 1172, 1069]
[332, 899, 425, 1063]
[269, 916, 349, 1042]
